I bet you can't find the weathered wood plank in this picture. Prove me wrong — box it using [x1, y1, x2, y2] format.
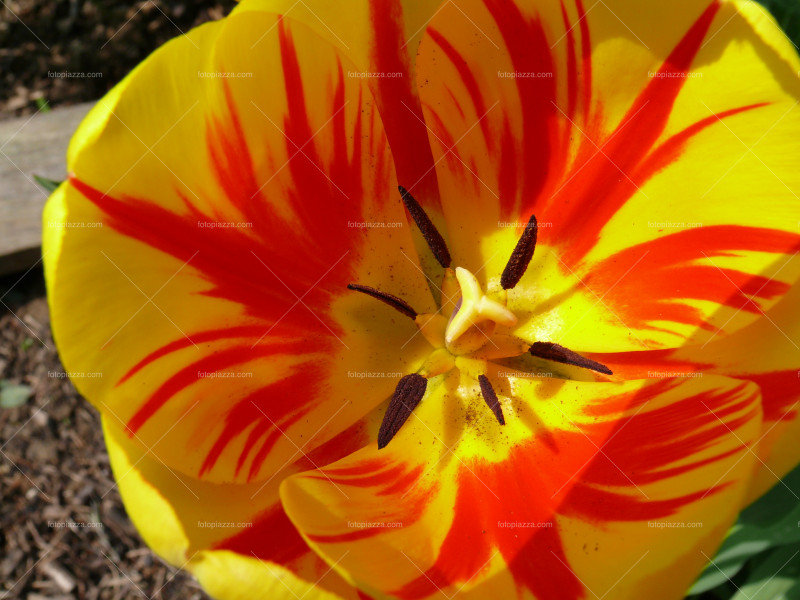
[0, 103, 94, 276]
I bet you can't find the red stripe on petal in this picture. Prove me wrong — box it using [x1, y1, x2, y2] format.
[636, 102, 769, 185]
[614, 1, 722, 149]
[378, 463, 427, 497]
[746, 370, 800, 422]
[562, 484, 728, 522]
[427, 28, 492, 152]
[559, 0, 593, 127]
[497, 116, 521, 213]
[68, 176, 343, 338]
[561, 3, 579, 124]
[506, 520, 584, 600]
[584, 349, 712, 381]
[585, 226, 800, 336]
[306, 527, 390, 544]
[369, 0, 440, 205]
[212, 505, 308, 563]
[278, 24, 378, 232]
[577, 381, 759, 491]
[207, 80, 268, 223]
[245, 407, 315, 481]
[236, 419, 273, 478]
[322, 457, 390, 478]
[482, 0, 559, 217]
[396, 377, 757, 598]
[125, 341, 309, 433]
[393, 445, 583, 600]
[199, 374, 317, 479]
[311, 458, 420, 490]
[292, 417, 372, 472]
[575, 0, 593, 124]
[304, 459, 437, 544]
[548, 2, 728, 263]
[117, 326, 267, 385]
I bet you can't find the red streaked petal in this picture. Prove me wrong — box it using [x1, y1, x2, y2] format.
[281, 371, 762, 599]
[102, 415, 364, 600]
[415, 0, 800, 352]
[44, 12, 436, 484]
[233, 0, 446, 208]
[594, 278, 800, 503]
[233, 0, 453, 284]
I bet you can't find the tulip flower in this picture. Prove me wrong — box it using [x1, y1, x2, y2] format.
[43, 0, 800, 598]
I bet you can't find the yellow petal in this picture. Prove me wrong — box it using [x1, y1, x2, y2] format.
[191, 550, 354, 600]
[44, 10, 434, 484]
[603, 279, 800, 507]
[102, 414, 363, 599]
[281, 371, 762, 599]
[234, 0, 453, 279]
[593, 270, 800, 505]
[689, 280, 800, 503]
[415, 0, 800, 353]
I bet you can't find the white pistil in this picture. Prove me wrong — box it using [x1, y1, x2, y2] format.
[445, 267, 517, 348]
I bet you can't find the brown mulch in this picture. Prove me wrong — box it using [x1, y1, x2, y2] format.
[0, 0, 236, 119]
[0, 268, 211, 599]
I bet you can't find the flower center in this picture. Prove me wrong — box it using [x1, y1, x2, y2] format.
[444, 267, 517, 354]
[347, 187, 613, 449]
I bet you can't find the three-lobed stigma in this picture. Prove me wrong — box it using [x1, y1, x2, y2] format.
[347, 186, 613, 449]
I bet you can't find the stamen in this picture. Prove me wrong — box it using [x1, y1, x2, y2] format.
[347, 283, 417, 319]
[378, 373, 428, 449]
[398, 186, 452, 269]
[529, 342, 613, 376]
[500, 214, 538, 290]
[478, 374, 505, 425]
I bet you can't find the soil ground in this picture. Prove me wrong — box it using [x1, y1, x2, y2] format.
[1, 0, 235, 119]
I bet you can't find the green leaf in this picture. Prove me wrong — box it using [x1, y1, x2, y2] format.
[0, 383, 32, 408]
[33, 174, 63, 193]
[691, 537, 773, 593]
[690, 464, 800, 594]
[731, 545, 800, 600]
